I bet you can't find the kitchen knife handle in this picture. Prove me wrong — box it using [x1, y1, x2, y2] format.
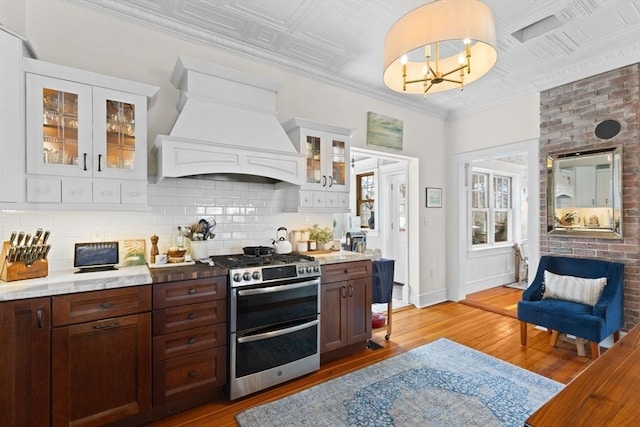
[98, 154, 102, 172]
[9, 231, 16, 246]
[83, 153, 87, 171]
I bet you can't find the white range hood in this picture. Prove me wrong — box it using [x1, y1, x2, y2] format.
[153, 56, 304, 185]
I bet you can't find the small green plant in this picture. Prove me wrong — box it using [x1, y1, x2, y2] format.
[308, 224, 333, 244]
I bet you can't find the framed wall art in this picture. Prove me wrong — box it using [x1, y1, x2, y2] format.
[366, 111, 403, 151]
[426, 187, 442, 208]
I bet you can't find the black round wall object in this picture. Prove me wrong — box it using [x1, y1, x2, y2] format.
[594, 119, 621, 140]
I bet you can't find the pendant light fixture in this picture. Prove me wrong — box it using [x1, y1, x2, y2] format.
[383, 0, 497, 97]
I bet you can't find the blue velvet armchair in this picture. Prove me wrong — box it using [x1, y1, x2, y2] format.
[518, 255, 624, 358]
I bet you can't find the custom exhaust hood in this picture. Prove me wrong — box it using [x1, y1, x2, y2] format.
[153, 56, 304, 185]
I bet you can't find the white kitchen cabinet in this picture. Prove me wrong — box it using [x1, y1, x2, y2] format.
[575, 165, 611, 208]
[281, 118, 351, 213]
[23, 58, 157, 206]
[0, 26, 35, 203]
[575, 165, 597, 207]
[596, 167, 612, 207]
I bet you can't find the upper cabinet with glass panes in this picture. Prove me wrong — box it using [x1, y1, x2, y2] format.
[283, 118, 350, 193]
[26, 73, 148, 180]
[23, 58, 158, 205]
[281, 118, 351, 213]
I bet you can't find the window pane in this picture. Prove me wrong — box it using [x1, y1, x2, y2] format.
[495, 211, 508, 243]
[472, 211, 488, 244]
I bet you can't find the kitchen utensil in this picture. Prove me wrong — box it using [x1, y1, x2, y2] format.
[16, 231, 25, 247]
[242, 246, 274, 256]
[273, 227, 292, 254]
[42, 230, 51, 245]
[9, 231, 16, 246]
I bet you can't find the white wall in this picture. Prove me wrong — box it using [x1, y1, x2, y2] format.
[445, 95, 541, 300]
[0, 0, 447, 303]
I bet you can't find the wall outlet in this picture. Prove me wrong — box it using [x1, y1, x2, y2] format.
[91, 229, 105, 242]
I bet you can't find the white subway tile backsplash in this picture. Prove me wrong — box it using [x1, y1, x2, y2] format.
[1, 177, 334, 273]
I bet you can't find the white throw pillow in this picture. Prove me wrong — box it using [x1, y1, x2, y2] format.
[543, 270, 607, 306]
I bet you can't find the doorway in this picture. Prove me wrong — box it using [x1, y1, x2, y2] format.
[447, 139, 539, 302]
[349, 147, 413, 308]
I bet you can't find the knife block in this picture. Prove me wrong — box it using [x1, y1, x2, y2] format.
[0, 241, 48, 282]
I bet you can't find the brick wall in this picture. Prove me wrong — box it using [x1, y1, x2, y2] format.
[539, 63, 640, 329]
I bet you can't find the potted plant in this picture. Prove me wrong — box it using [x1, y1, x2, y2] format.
[308, 224, 333, 250]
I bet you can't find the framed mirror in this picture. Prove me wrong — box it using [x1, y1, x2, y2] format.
[547, 146, 622, 239]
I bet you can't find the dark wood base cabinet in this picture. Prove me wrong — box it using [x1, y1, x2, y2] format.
[0, 298, 51, 427]
[320, 260, 372, 364]
[51, 287, 152, 427]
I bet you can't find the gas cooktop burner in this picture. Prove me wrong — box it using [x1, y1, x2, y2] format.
[210, 253, 315, 269]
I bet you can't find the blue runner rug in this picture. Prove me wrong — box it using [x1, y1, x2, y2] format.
[236, 338, 562, 426]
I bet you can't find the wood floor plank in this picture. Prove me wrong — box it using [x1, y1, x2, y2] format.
[147, 296, 595, 427]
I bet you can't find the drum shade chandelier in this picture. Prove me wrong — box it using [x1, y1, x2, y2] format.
[383, 0, 497, 97]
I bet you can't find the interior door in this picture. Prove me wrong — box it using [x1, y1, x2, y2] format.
[389, 173, 408, 288]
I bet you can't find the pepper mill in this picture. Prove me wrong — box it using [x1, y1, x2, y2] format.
[150, 235, 159, 264]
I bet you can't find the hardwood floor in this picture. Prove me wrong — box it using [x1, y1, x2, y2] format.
[460, 285, 523, 318]
[149, 294, 594, 427]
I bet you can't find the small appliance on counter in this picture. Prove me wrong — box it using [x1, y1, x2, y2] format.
[343, 230, 367, 252]
[73, 241, 119, 273]
[1, 228, 51, 281]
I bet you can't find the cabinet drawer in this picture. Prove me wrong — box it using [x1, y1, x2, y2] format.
[26, 176, 61, 203]
[62, 177, 92, 203]
[153, 277, 227, 309]
[321, 260, 371, 283]
[153, 300, 227, 335]
[153, 323, 226, 361]
[153, 346, 227, 405]
[121, 180, 147, 205]
[93, 179, 121, 204]
[52, 286, 151, 326]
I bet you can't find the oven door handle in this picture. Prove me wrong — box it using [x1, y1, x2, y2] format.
[237, 319, 319, 344]
[237, 279, 320, 296]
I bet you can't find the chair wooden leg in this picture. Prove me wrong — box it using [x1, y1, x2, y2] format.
[520, 321, 528, 346]
[549, 330, 559, 347]
[591, 341, 601, 358]
[575, 337, 587, 356]
[613, 331, 620, 343]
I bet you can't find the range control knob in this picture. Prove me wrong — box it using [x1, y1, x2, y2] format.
[306, 266, 313, 273]
[243, 272, 251, 281]
[233, 273, 242, 282]
[252, 271, 261, 280]
[313, 265, 320, 272]
[298, 267, 305, 274]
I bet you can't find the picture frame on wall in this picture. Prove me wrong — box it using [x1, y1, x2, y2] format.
[426, 187, 442, 208]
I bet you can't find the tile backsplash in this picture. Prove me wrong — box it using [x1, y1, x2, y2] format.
[0, 177, 333, 273]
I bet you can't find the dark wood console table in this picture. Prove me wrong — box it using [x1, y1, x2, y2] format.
[526, 325, 640, 426]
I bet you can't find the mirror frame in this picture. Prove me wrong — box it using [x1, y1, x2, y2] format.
[547, 145, 623, 239]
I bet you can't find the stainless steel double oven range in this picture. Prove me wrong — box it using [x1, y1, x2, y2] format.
[211, 253, 321, 400]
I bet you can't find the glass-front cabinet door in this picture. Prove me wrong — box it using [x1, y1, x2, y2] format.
[92, 87, 147, 180]
[327, 132, 348, 192]
[26, 73, 92, 177]
[300, 128, 349, 192]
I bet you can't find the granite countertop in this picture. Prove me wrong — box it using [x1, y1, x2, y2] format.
[310, 250, 374, 265]
[0, 265, 152, 301]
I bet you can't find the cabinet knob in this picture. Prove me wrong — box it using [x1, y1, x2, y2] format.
[101, 301, 111, 309]
[37, 307, 44, 329]
[188, 313, 196, 320]
[341, 286, 347, 298]
[348, 285, 354, 297]
[188, 371, 197, 379]
[188, 288, 196, 295]
[188, 337, 196, 345]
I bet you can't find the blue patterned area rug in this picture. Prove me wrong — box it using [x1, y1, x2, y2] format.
[235, 338, 563, 427]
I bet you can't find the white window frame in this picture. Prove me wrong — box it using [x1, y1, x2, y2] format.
[469, 168, 514, 250]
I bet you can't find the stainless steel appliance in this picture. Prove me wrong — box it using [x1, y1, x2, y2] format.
[211, 253, 321, 400]
[344, 230, 367, 252]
